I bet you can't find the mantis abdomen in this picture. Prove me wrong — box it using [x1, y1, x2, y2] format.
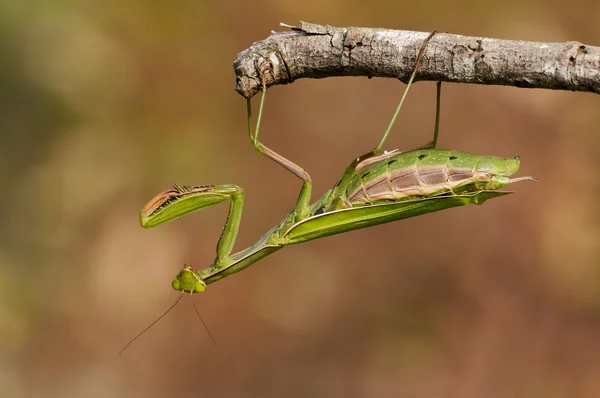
[346, 149, 529, 205]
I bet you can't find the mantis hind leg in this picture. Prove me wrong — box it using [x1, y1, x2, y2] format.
[373, 30, 437, 154]
[373, 80, 442, 154]
[247, 79, 312, 222]
[411, 80, 442, 151]
[328, 32, 439, 208]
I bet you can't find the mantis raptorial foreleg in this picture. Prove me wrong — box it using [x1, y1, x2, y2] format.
[213, 186, 244, 268]
[247, 79, 312, 222]
[140, 184, 244, 269]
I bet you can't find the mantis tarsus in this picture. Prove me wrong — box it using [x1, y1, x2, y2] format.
[141, 30, 536, 295]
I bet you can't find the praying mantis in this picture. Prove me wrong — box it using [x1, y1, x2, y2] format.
[141, 31, 536, 296]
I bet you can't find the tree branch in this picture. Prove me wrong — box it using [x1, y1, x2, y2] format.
[233, 22, 600, 98]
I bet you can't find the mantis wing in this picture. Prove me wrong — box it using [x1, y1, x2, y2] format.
[283, 191, 511, 244]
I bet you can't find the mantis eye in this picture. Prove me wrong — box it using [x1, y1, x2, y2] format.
[172, 279, 181, 291]
[193, 280, 207, 293]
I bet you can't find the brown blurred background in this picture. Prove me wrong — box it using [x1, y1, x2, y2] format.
[1, 1, 599, 397]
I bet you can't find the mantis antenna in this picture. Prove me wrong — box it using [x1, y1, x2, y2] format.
[119, 275, 217, 355]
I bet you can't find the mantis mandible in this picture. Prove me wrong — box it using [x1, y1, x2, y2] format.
[141, 30, 536, 295]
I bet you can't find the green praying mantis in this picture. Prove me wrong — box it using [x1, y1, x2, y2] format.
[139, 31, 536, 296]
[121, 31, 537, 353]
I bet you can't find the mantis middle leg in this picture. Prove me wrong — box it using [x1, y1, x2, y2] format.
[247, 79, 312, 222]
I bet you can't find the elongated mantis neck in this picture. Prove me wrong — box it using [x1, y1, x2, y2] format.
[197, 225, 285, 285]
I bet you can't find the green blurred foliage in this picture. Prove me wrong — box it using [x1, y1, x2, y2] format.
[0, 1, 599, 397]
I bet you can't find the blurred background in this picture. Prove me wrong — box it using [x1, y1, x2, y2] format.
[1, 1, 599, 397]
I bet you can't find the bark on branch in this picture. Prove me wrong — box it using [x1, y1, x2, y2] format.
[233, 22, 600, 98]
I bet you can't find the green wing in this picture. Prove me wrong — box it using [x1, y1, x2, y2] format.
[283, 191, 511, 244]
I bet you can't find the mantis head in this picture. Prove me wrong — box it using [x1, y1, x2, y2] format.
[172, 264, 206, 294]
